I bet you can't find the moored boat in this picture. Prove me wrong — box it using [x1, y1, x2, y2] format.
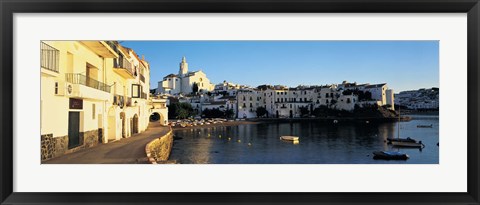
[417, 124, 433, 128]
[387, 137, 417, 144]
[280, 136, 299, 141]
[391, 140, 425, 148]
[373, 151, 409, 160]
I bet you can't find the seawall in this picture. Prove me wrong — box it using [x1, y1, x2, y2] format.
[145, 127, 174, 164]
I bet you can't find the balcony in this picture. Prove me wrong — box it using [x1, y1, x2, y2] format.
[113, 57, 135, 79]
[126, 97, 133, 107]
[113, 95, 125, 108]
[41, 42, 59, 73]
[65, 73, 111, 100]
[80, 41, 119, 58]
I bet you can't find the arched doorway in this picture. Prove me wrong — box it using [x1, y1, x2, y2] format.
[132, 114, 139, 134]
[150, 112, 160, 122]
[150, 112, 166, 125]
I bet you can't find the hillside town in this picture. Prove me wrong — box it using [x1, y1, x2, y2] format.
[156, 57, 396, 120]
[395, 88, 439, 110]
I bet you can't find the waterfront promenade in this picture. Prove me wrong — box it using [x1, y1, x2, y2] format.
[44, 123, 170, 164]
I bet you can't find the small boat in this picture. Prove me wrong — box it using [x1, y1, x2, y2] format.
[280, 136, 299, 141]
[390, 106, 423, 148]
[373, 151, 409, 160]
[391, 140, 425, 148]
[417, 124, 433, 128]
[387, 137, 417, 144]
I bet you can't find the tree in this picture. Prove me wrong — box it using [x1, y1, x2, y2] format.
[177, 109, 189, 119]
[168, 102, 195, 119]
[202, 108, 225, 118]
[256, 107, 268, 118]
[364, 91, 372, 100]
[299, 106, 309, 117]
[225, 109, 235, 119]
[313, 105, 329, 117]
[192, 82, 199, 95]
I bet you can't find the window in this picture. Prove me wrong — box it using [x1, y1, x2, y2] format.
[131, 84, 141, 98]
[92, 104, 96, 119]
[54, 82, 58, 94]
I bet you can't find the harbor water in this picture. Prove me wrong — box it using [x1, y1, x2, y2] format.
[169, 114, 439, 164]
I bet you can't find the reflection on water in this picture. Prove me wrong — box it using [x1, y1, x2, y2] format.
[169, 115, 439, 164]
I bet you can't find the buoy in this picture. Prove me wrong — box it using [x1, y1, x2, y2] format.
[237, 140, 241, 143]
[228, 137, 231, 141]
[248, 143, 252, 146]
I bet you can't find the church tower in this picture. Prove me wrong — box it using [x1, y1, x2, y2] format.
[179, 56, 188, 76]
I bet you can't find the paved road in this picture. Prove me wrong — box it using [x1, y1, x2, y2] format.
[44, 123, 170, 164]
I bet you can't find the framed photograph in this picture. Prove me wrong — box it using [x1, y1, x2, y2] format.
[1, 0, 479, 204]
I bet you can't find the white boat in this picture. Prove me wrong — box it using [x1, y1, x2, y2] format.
[391, 141, 424, 148]
[390, 106, 424, 149]
[280, 136, 299, 141]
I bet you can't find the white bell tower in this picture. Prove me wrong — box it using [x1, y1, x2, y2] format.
[179, 56, 188, 76]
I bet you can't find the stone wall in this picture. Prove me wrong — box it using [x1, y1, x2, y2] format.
[145, 128, 173, 164]
[41, 128, 103, 162]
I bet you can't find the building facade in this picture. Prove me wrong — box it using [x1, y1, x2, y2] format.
[40, 41, 167, 162]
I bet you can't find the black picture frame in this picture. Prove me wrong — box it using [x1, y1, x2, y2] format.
[1, 0, 479, 204]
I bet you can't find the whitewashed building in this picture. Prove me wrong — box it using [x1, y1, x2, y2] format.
[157, 57, 215, 95]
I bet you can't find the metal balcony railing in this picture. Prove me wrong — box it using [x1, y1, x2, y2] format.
[114, 57, 133, 75]
[105, 41, 117, 51]
[126, 97, 133, 107]
[41, 42, 59, 73]
[65, 73, 111, 93]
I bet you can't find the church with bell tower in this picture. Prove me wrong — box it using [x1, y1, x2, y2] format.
[157, 56, 215, 95]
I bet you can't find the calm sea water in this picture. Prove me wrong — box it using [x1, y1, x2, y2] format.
[169, 114, 439, 164]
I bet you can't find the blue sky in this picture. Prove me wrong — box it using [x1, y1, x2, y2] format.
[121, 41, 439, 93]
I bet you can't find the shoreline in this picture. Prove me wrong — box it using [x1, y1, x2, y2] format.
[171, 120, 260, 130]
[170, 115, 423, 130]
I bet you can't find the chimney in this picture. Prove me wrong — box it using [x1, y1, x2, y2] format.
[142, 55, 145, 61]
